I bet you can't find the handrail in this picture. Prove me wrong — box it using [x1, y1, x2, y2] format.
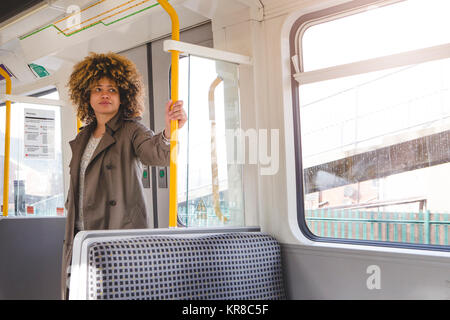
[0, 94, 65, 106]
[0, 67, 12, 216]
[157, 0, 180, 228]
[208, 76, 227, 222]
[163, 40, 252, 65]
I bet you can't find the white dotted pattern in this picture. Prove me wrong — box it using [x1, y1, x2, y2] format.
[87, 232, 285, 300]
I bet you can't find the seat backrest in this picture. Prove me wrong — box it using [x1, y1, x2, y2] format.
[70, 229, 285, 300]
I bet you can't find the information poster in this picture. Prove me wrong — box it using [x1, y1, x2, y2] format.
[24, 108, 55, 159]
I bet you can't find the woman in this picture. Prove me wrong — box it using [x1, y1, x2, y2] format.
[61, 52, 186, 299]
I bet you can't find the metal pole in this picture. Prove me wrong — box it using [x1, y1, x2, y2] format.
[0, 68, 12, 216]
[157, 0, 180, 228]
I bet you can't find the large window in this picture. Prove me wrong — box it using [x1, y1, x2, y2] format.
[294, 0, 450, 248]
[0, 90, 64, 216]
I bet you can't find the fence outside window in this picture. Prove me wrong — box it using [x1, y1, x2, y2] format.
[306, 209, 449, 246]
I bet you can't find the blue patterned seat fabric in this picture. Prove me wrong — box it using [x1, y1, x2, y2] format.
[88, 232, 285, 300]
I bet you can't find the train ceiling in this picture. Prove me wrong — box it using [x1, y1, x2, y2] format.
[0, 0, 262, 91]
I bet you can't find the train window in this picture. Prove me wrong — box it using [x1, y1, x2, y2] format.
[176, 55, 245, 227]
[294, 0, 450, 248]
[0, 90, 64, 216]
[301, 0, 450, 71]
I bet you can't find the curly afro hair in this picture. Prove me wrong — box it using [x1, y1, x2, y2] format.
[68, 52, 145, 124]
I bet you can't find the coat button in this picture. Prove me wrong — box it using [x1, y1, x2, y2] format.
[109, 200, 116, 206]
[106, 164, 113, 170]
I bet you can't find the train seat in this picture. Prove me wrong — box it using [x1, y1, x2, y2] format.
[69, 228, 286, 300]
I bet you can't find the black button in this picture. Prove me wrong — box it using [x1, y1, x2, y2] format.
[106, 164, 113, 170]
[109, 200, 116, 206]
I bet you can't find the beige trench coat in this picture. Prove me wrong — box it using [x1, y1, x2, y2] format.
[61, 110, 170, 299]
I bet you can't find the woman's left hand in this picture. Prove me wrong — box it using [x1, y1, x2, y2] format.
[164, 100, 187, 139]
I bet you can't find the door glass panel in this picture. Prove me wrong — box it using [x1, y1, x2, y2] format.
[177, 55, 244, 227]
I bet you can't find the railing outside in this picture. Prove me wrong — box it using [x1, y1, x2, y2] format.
[306, 209, 450, 245]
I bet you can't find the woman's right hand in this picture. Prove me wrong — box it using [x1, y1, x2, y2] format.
[164, 99, 187, 139]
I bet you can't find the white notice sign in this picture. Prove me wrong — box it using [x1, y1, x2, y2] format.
[24, 109, 55, 159]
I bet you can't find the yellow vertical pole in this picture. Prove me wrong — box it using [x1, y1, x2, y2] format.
[157, 0, 180, 228]
[0, 68, 12, 217]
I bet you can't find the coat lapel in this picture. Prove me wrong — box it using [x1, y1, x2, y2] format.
[88, 133, 116, 165]
[87, 111, 123, 165]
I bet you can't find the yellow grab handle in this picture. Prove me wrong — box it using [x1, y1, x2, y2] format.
[0, 67, 12, 217]
[77, 118, 82, 133]
[208, 77, 227, 222]
[157, 0, 180, 228]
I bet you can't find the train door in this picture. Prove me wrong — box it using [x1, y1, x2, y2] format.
[113, 22, 213, 228]
[147, 23, 213, 228]
[152, 24, 249, 229]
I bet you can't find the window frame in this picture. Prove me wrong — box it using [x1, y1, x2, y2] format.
[289, 0, 450, 252]
[1, 86, 64, 217]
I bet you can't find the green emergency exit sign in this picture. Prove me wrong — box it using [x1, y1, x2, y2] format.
[29, 63, 50, 78]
